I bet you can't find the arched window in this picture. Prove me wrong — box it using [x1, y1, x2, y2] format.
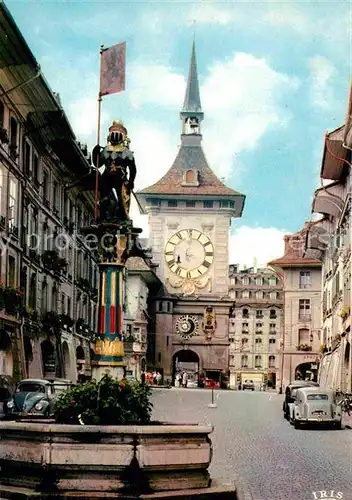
[182, 169, 199, 186]
[242, 308, 249, 318]
[185, 169, 195, 183]
[269, 309, 277, 319]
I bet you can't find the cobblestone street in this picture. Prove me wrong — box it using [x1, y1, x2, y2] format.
[152, 388, 352, 500]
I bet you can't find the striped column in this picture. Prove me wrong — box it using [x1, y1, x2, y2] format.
[98, 266, 124, 341]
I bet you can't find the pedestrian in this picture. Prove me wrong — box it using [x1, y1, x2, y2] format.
[156, 372, 162, 385]
[153, 371, 157, 385]
[182, 372, 188, 388]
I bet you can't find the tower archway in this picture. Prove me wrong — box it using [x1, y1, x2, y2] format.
[173, 349, 199, 386]
[295, 361, 317, 382]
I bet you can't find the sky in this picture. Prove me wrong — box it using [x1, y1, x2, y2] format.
[5, 0, 351, 268]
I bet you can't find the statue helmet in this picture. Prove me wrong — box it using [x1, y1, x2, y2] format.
[108, 120, 127, 145]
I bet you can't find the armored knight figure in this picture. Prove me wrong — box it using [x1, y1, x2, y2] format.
[67, 120, 136, 224]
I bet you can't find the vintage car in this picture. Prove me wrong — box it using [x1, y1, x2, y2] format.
[283, 381, 319, 420]
[289, 387, 342, 429]
[242, 380, 255, 391]
[3, 379, 72, 419]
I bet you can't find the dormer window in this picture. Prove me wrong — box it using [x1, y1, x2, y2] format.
[182, 169, 199, 187]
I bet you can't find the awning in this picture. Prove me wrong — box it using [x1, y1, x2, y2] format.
[312, 188, 344, 219]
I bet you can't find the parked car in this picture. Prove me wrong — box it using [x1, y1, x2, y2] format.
[289, 387, 342, 429]
[3, 379, 64, 419]
[283, 381, 319, 420]
[242, 380, 255, 391]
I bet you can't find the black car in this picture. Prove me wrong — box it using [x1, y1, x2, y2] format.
[242, 380, 255, 391]
[282, 381, 319, 420]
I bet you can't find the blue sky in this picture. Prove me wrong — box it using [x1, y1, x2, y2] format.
[5, 0, 351, 266]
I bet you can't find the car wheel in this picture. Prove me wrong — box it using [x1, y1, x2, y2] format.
[294, 419, 300, 429]
[335, 421, 342, 430]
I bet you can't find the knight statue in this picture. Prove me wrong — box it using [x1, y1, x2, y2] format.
[67, 120, 136, 224]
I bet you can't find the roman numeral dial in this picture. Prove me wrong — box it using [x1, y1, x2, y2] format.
[164, 229, 214, 276]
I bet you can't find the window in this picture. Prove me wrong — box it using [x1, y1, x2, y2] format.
[256, 322, 263, 328]
[242, 309, 249, 318]
[269, 309, 277, 319]
[242, 290, 249, 299]
[67, 297, 71, 316]
[158, 302, 163, 312]
[256, 291, 263, 299]
[269, 277, 277, 286]
[220, 200, 229, 208]
[242, 277, 249, 285]
[147, 198, 160, 207]
[52, 285, 58, 310]
[256, 277, 263, 285]
[299, 271, 311, 289]
[269, 338, 276, 344]
[53, 181, 59, 211]
[158, 352, 161, 363]
[255, 338, 262, 344]
[8, 256, 15, 288]
[255, 355, 262, 368]
[299, 299, 311, 320]
[30, 209, 38, 248]
[269, 355, 275, 368]
[43, 171, 49, 202]
[186, 200, 195, 208]
[41, 281, 48, 313]
[269, 323, 276, 329]
[166, 336, 169, 346]
[8, 179, 18, 229]
[32, 153, 39, 183]
[270, 291, 277, 300]
[242, 337, 248, 344]
[61, 293, 66, 314]
[167, 200, 177, 207]
[24, 142, 31, 177]
[10, 117, 17, 149]
[298, 328, 310, 344]
[241, 355, 248, 368]
[204, 200, 213, 208]
[29, 273, 37, 310]
[256, 310, 263, 318]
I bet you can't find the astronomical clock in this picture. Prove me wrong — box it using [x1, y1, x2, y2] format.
[164, 229, 214, 295]
[175, 315, 199, 339]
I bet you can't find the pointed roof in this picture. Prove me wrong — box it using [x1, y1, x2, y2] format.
[138, 143, 241, 197]
[182, 41, 202, 114]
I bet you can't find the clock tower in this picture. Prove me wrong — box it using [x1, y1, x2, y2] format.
[136, 42, 246, 382]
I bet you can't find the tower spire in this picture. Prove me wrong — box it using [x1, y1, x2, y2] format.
[180, 40, 204, 139]
[182, 40, 202, 113]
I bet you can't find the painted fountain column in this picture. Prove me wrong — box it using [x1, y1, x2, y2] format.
[69, 120, 148, 381]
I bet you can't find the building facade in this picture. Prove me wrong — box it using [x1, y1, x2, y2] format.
[228, 264, 283, 389]
[136, 42, 245, 386]
[269, 227, 322, 391]
[305, 107, 352, 391]
[0, 4, 97, 388]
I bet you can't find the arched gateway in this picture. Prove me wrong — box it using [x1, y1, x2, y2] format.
[173, 350, 199, 386]
[295, 361, 318, 382]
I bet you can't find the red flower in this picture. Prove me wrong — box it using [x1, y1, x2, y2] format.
[71, 400, 76, 405]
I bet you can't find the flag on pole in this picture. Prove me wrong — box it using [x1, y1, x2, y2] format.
[100, 42, 126, 96]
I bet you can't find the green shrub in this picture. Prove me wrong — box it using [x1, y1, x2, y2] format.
[54, 375, 152, 425]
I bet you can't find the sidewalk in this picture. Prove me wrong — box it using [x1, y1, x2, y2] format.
[342, 411, 352, 429]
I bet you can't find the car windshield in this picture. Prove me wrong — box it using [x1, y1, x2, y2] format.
[16, 383, 45, 393]
[307, 394, 329, 401]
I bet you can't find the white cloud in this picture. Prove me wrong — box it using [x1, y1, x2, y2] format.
[69, 97, 110, 140]
[308, 55, 336, 110]
[128, 120, 176, 190]
[128, 64, 185, 109]
[229, 225, 287, 268]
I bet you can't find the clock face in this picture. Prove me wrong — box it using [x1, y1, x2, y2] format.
[165, 229, 214, 278]
[175, 315, 199, 339]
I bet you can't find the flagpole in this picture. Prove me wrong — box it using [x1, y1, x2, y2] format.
[95, 44, 105, 221]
